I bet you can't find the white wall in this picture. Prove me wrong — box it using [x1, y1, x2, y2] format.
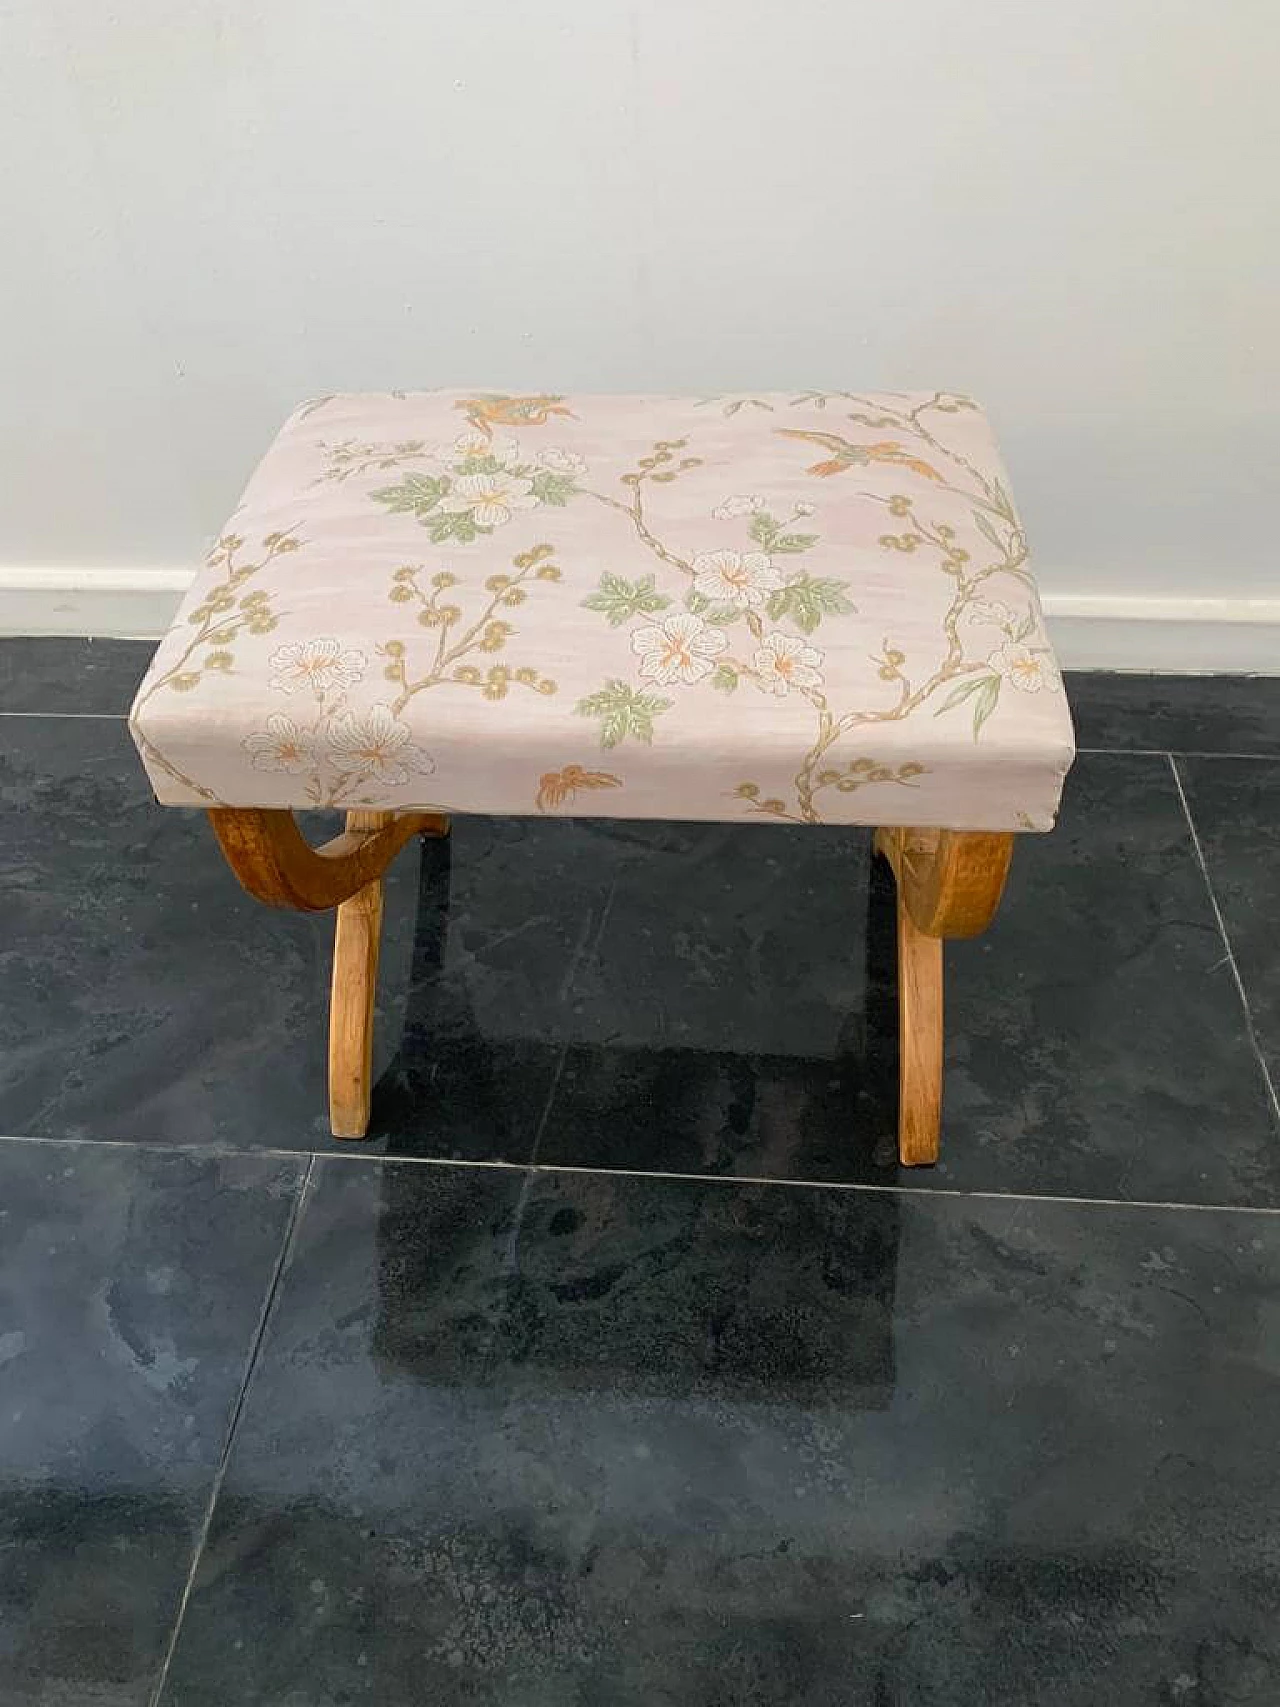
[2, 0, 1278, 661]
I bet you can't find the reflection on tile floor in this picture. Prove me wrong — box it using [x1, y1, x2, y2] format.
[1, 641, 1279, 1702]
[0, 1140, 302, 1705]
[162, 1163, 1280, 1707]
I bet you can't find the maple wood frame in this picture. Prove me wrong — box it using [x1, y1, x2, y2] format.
[207, 809, 1012, 1163]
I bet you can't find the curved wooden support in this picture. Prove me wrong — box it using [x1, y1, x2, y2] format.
[208, 806, 449, 912]
[210, 805, 450, 1139]
[874, 825, 1014, 1166]
[873, 827, 1012, 939]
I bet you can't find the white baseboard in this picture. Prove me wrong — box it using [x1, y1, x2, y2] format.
[1044, 594, 1280, 673]
[0, 568, 192, 642]
[1, 568, 1278, 675]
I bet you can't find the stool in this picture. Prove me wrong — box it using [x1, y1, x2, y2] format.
[129, 389, 1075, 1162]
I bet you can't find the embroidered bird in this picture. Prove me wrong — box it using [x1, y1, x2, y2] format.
[456, 394, 576, 436]
[535, 765, 623, 812]
[775, 428, 943, 482]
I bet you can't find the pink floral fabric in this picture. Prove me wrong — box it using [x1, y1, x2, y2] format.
[129, 389, 1074, 830]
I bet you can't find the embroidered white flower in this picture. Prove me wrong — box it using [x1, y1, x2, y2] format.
[794, 500, 816, 517]
[967, 599, 1018, 632]
[630, 611, 728, 687]
[242, 715, 316, 774]
[712, 493, 766, 520]
[539, 445, 586, 476]
[269, 638, 367, 696]
[326, 704, 436, 783]
[989, 642, 1055, 694]
[439, 469, 538, 528]
[452, 430, 519, 467]
[752, 632, 825, 697]
[691, 549, 782, 610]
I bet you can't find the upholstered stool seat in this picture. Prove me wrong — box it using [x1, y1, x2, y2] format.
[132, 389, 1071, 829]
[130, 389, 1075, 1157]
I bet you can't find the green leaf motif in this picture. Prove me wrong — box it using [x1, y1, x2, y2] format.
[933, 671, 1002, 734]
[575, 679, 673, 748]
[770, 532, 820, 554]
[1014, 612, 1037, 642]
[685, 587, 741, 625]
[749, 512, 779, 547]
[934, 674, 993, 716]
[530, 469, 578, 507]
[766, 576, 856, 635]
[370, 472, 449, 516]
[582, 571, 671, 628]
[973, 511, 1005, 552]
[423, 510, 486, 544]
[809, 578, 856, 613]
[715, 397, 773, 416]
[711, 664, 739, 694]
[971, 675, 1001, 737]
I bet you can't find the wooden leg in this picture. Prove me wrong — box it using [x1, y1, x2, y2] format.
[328, 810, 390, 1139]
[875, 827, 1014, 1167]
[894, 896, 943, 1164]
[208, 805, 450, 1139]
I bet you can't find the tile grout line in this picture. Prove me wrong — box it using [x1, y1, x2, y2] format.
[322, 1146, 1280, 1219]
[146, 1154, 317, 1707]
[1168, 753, 1280, 1129]
[1076, 746, 1280, 762]
[0, 708, 135, 719]
[0, 1131, 314, 1161]
[5, 1125, 1280, 1218]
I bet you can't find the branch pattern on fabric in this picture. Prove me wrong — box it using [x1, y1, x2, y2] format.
[561, 394, 1058, 820]
[128, 530, 294, 802]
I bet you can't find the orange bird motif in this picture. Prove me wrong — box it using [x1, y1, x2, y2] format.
[535, 765, 622, 813]
[775, 428, 943, 482]
[456, 393, 576, 436]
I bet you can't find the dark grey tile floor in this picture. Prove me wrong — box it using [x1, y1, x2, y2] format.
[1, 638, 1279, 1704]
